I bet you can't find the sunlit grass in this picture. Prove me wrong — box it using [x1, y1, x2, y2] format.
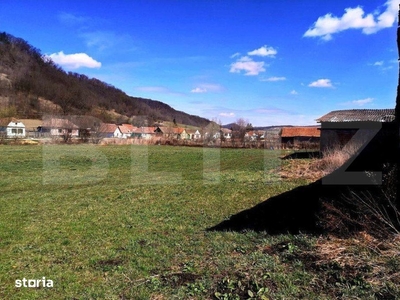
[1, 145, 398, 299]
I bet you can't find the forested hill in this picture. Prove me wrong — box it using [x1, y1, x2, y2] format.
[0, 32, 210, 126]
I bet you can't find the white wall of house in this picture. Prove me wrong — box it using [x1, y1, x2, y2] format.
[142, 133, 155, 139]
[49, 128, 79, 136]
[193, 130, 201, 140]
[113, 128, 123, 138]
[6, 122, 26, 138]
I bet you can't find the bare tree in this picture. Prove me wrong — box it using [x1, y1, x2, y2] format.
[235, 118, 248, 145]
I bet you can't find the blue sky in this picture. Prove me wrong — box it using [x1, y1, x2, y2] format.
[0, 0, 398, 126]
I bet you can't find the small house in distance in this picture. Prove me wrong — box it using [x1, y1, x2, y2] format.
[132, 126, 163, 139]
[280, 126, 320, 149]
[98, 123, 120, 138]
[316, 109, 395, 155]
[118, 124, 135, 139]
[42, 117, 79, 137]
[6, 120, 26, 138]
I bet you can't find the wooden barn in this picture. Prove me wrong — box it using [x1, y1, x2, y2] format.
[316, 109, 395, 155]
[280, 126, 320, 149]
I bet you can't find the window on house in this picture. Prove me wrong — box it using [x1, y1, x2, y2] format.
[17, 129, 23, 134]
[11, 129, 17, 134]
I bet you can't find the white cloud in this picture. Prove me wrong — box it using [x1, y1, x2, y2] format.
[58, 12, 87, 26]
[374, 61, 384, 66]
[308, 79, 333, 88]
[290, 90, 298, 95]
[230, 52, 241, 58]
[191, 83, 224, 93]
[340, 97, 374, 106]
[230, 56, 266, 76]
[261, 76, 286, 82]
[47, 51, 101, 69]
[304, 0, 398, 40]
[219, 112, 236, 117]
[80, 31, 137, 52]
[248, 45, 277, 57]
[352, 97, 374, 106]
[191, 87, 207, 93]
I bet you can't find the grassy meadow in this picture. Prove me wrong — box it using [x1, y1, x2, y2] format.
[1, 145, 399, 299]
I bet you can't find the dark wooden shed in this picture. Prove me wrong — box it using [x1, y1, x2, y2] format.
[316, 109, 395, 155]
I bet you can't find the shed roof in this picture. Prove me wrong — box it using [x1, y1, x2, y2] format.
[316, 109, 395, 123]
[281, 127, 320, 137]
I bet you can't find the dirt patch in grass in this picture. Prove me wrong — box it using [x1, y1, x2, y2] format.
[160, 273, 201, 288]
[92, 258, 125, 271]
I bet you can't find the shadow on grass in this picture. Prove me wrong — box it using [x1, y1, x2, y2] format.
[281, 151, 321, 160]
[208, 178, 326, 234]
[208, 151, 393, 235]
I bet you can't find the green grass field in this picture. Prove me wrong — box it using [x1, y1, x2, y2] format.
[1, 145, 399, 299]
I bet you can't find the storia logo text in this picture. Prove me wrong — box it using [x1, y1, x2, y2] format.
[15, 277, 53, 288]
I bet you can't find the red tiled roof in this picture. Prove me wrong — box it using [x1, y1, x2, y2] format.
[158, 126, 185, 134]
[98, 123, 118, 133]
[316, 109, 395, 122]
[281, 127, 320, 137]
[118, 124, 135, 134]
[173, 127, 184, 134]
[133, 127, 158, 134]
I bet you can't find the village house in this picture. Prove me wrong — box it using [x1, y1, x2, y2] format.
[132, 126, 163, 139]
[69, 115, 102, 138]
[245, 130, 258, 141]
[118, 124, 135, 138]
[177, 129, 189, 140]
[221, 128, 232, 139]
[6, 120, 26, 138]
[98, 123, 120, 138]
[316, 109, 395, 154]
[185, 129, 201, 140]
[160, 127, 185, 139]
[193, 129, 201, 140]
[258, 131, 267, 140]
[280, 126, 320, 149]
[42, 117, 79, 137]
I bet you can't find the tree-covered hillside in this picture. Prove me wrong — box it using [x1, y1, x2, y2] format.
[0, 32, 210, 126]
